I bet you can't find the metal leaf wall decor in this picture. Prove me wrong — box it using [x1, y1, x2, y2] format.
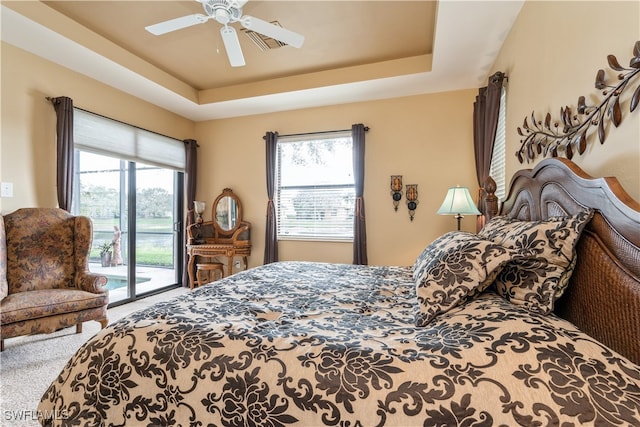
[516, 40, 640, 163]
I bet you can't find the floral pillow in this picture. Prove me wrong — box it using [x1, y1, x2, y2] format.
[478, 210, 593, 314]
[414, 231, 518, 327]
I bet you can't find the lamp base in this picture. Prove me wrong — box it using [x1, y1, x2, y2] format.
[455, 214, 463, 231]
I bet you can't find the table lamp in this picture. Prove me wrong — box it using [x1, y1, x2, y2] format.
[437, 186, 481, 230]
[194, 201, 206, 224]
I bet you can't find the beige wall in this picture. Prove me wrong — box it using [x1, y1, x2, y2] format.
[491, 0, 640, 200]
[3, 0, 638, 269]
[1, 38, 478, 269]
[0, 42, 195, 213]
[195, 90, 479, 267]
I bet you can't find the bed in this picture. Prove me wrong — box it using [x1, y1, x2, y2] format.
[38, 158, 640, 426]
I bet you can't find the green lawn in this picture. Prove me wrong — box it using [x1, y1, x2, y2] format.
[90, 217, 175, 267]
[91, 217, 173, 232]
[89, 247, 173, 266]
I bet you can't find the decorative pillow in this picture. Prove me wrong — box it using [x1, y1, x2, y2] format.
[478, 210, 594, 314]
[414, 231, 517, 327]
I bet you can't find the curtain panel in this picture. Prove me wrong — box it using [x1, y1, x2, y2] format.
[264, 131, 279, 264]
[352, 123, 368, 265]
[473, 71, 506, 231]
[182, 139, 198, 287]
[51, 96, 74, 212]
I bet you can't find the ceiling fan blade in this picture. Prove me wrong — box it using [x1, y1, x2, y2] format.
[240, 16, 304, 48]
[145, 14, 209, 35]
[220, 26, 246, 67]
[230, 0, 249, 8]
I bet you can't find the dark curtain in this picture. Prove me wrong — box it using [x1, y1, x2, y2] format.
[264, 131, 279, 264]
[182, 139, 198, 287]
[352, 123, 368, 265]
[51, 96, 74, 211]
[473, 71, 505, 231]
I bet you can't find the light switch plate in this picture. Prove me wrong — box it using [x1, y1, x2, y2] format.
[1, 182, 14, 198]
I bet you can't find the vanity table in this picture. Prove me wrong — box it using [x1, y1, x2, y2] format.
[186, 189, 251, 288]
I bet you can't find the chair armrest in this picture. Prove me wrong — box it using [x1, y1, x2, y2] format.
[76, 272, 108, 294]
[1, 215, 7, 302]
[73, 215, 107, 293]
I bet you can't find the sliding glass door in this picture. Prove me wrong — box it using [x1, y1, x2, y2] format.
[133, 162, 181, 300]
[72, 151, 182, 304]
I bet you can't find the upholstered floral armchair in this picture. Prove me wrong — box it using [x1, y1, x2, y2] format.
[0, 208, 109, 351]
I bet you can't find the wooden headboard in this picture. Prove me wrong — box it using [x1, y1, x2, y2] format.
[485, 158, 640, 365]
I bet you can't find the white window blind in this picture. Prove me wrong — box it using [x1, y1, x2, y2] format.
[73, 109, 185, 171]
[489, 87, 507, 201]
[276, 132, 355, 241]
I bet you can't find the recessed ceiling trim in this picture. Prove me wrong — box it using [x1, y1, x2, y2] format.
[1, 1, 524, 121]
[1, 1, 198, 102]
[199, 54, 433, 104]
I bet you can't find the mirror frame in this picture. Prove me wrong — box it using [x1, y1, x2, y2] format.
[212, 188, 242, 234]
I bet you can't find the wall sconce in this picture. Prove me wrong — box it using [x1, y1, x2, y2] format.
[406, 184, 418, 221]
[193, 201, 206, 224]
[390, 175, 403, 211]
[436, 186, 481, 230]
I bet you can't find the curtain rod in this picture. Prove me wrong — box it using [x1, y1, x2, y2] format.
[269, 126, 370, 139]
[45, 97, 195, 145]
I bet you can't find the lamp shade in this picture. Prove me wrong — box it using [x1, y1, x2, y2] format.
[437, 187, 481, 215]
[193, 201, 206, 215]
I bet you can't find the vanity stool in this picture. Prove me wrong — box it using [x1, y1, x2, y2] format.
[194, 262, 225, 288]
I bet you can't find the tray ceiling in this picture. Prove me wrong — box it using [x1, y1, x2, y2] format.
[1, 1, 524, 121]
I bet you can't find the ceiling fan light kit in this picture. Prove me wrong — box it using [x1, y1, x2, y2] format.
[145, 0, 305, 67]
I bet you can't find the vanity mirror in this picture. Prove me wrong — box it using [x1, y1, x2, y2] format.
[213, 188, 241, 232]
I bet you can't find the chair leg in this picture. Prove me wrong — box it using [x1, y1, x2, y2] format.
[76, 323, 83, 334]
[1, 339, 4, 352]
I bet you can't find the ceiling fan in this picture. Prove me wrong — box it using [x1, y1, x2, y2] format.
[145, 0, 305, 67]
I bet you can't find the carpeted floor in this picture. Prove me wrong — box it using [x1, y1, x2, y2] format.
[0, 287, 188, 427]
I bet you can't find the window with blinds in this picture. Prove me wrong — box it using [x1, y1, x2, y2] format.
[489, 87, 507, 201]
[276, 132, 355, 241]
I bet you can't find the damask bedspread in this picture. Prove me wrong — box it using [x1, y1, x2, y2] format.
[38, 261, 640, 426]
